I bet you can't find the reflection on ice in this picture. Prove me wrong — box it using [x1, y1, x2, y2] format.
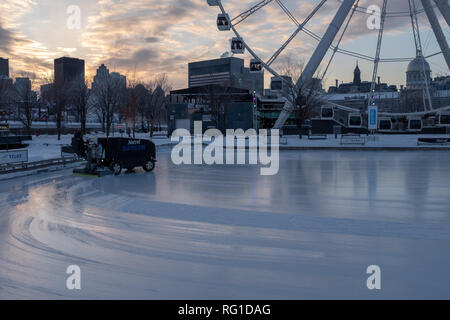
[0, 150, 449, 299]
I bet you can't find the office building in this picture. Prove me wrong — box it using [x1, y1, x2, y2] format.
[0, 58, 9, 78]
[54, 57, 85, 89]
[92, 64, 127, 91]
[188, 57, 264, 96]
[14, 77, 32, 96]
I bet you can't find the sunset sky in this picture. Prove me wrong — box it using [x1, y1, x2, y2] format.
[0, 0, 448, 91]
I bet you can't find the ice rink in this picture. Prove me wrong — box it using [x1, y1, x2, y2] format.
[1, 149, 450, 299]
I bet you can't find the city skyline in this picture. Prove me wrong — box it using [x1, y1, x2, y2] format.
[0, 0, 448, 91]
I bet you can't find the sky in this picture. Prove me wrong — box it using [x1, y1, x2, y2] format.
[0, 0, 448, 91]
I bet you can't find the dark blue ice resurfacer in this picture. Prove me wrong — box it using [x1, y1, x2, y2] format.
[69, 135, 156, 177]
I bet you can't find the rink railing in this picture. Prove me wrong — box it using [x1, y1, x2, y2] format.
[0, 155, 84, 175]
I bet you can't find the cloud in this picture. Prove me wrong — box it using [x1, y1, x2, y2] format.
[145, 37, 160, 43]
[0, 0, 446, 91]
[79, 0, 213, 85]
[0, 0, 58, 87]
[0, 24, 16, 52]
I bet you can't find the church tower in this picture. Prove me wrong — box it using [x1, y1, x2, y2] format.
[353, 61, 361, 86]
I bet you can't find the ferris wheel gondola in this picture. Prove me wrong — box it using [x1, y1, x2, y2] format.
[249, 59, 263, 73]
[217, 13, 230, 31]
[348, 113, 363, 128]
[438, 110, 450, 126]
[231, 37, 245, 54]
[321, 106, 334, 120]
[408, 118, 423, 132]
[378, 117, 393, 132]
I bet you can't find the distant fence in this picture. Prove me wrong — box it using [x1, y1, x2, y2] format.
[7, 122, 103, 136]
[6, 122, 168, 136]
[0, 154, 83, 175]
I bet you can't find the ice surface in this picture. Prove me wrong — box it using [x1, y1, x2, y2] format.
[0, 149, 449, 299]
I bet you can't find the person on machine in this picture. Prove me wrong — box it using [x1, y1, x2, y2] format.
[71, 131, 87, 159]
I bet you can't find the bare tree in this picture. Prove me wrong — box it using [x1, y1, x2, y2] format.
[69, 77, 92, 137]
[279, 58, 324, 138]
[122, 86, 138, 138]
[41, 73, 69, 140]
[122, 71, 139, 137]
[134, 83, 150, 132]
[146, 85, 165, 137]
[293, 80, 323, 138]
[278, 57, 304, 86]
[14, 78, 36, 133]
[54, 81, 69, 140]
[92, 74, 127, 137]
[206, 84, 234, 131]
[155, 74, 172, 130]
[38, 75, 55, 123]
[146, 74, 171, 137]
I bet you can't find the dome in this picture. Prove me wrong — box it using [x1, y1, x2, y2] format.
[407, 56, 431, 73]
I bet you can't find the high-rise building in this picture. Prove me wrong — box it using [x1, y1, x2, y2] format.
[92, 64, 109, 88]
[92, 64, 126, 91]
[0, 78, 14, 108]
[0, 58, 9, 78]
[14, 78, 32, 96]
[13, 77, 37, 105]
[0, 58, 13, 107]
[188, 57, 264, 95]
[40, 83, 54, 103]
[110, 72, 127, 88]
[54, 57, 85, 89]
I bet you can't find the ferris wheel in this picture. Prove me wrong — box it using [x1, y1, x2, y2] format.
[207, 0, 450, 129]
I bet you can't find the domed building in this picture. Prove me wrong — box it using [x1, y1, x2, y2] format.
[406, 56, 432, 90]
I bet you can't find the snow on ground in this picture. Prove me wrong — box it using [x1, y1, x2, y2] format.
[0, 149, 449, 299]
[25, 134, 71, 162]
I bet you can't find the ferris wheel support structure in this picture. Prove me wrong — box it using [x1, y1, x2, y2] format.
[273, 0, 356, 129]
[433, 0, 450, 27]
[409, 0, 434, 110]
[369, 0, 388, 109]
[421, 0, 450, 70]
